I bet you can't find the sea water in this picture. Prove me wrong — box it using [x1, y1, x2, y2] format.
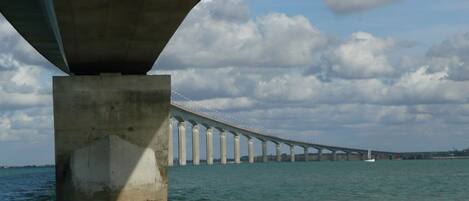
[1, 160, 468, 201]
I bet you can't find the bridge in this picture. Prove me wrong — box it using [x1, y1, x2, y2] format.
[169, 101, 400, 166]
[0, 1, 446, 201]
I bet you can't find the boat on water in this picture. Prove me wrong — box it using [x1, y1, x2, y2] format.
[364, 149, 375, 162]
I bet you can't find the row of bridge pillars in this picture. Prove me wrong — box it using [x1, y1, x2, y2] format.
[169, 120, 393, 166]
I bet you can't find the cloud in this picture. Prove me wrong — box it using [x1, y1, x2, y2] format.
[324, 0, 397, 15]
[155, 0, 328, 70]
[176, 97, 255, 111]
[255, 66, 469, 105]
[426, 33, 469, 81]
[315, 32, 395, 79]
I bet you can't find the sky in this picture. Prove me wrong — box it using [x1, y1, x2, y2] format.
[1, 0, 469, 166]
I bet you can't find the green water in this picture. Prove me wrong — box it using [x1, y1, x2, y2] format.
[1, 160, 468, 200]
[169, 160, 469, 201]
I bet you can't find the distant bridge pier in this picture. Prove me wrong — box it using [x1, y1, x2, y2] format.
[316, 148, 322, 161]
[192, 124, 200, 165]
[248, 137, 255, 163]
[262, 140, 268, 162]
[206, 127, 214, 165]
[290, 145, 295, 162]
[331, 150, 337, 161]
[346, 152, 350, 161]
[275, 143, 282, 162]
[220, 131, 227, 165]
[178, 121, 187, 166]
[234, 134, 241, 164]
[169, 121, 174, 166]
[303, 147, 309, 162]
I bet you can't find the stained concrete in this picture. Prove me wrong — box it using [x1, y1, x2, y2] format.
[53, 75, 170, 201]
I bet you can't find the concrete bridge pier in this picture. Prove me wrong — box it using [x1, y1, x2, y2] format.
[290, 145, 295, 162]
[303, 147, 309, 162]
[206, 128, 214, 165]
[331, 150, 337, 161]
[178, 121, 187, 166]
[220, 131, 227, 164]
[248, 138, 254, 163]
[262, 140, 268, 162]
[346, 152, 350, 161]
[192, 124, 200, 165]
[234, 134, 241, 164]
[316, 149, 322, 161]
[275, 143, 281, 162]
[168, 120, 173, 166]
[53, 75, 170, 201]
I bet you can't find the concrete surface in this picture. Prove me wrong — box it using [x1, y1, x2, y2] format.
[53, 75, 170, 201]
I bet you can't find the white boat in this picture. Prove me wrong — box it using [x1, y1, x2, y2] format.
[364, 149, 375, 162]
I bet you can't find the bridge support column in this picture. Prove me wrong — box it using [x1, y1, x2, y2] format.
[331, 150, 337, 161]
[192, 124, 200, 165]
[178, 121, 187, 166]
[220, 131, 227, 164]
[290, 145, 295, 162]
[317, 149, 322, 161]
[346, 152, 350, 161]
[262, 140, 268, 162]
[276, 143, 281, 162]
[168, 120, 173, 166]
[206, 128, 214, 165]
[303, 147, 308, 162]
[53, 75, 170, 201]
[248, 138, 254, 163]
[234, 134, 240, 164]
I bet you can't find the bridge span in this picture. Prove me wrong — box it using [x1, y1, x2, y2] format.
[169, 103, 400, 166]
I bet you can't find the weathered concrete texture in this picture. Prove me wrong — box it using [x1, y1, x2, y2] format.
[53, 75, 170, 201]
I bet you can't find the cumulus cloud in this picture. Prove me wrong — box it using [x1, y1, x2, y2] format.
[255, 66, 469, 105]
[324, 0, 397, 15]
[426, 33, 469, 80]
[155, 0, 328, 69]
[2, 0, 469, 155]
[315, 32, 395, 79]
[0, 16, 55, 143]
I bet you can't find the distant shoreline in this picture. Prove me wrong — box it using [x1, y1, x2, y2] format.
[0, 165, 54, 169]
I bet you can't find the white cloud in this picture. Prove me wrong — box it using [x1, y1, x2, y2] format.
[426, 33, 469, 80]
[177, 97, 255, 111]
[155, 0, 328, 69]
[317, 32, 395, 79]
[324, 0, 397, 15]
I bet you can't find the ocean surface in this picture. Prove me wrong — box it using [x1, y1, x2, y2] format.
[1, 160, 468, 201]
